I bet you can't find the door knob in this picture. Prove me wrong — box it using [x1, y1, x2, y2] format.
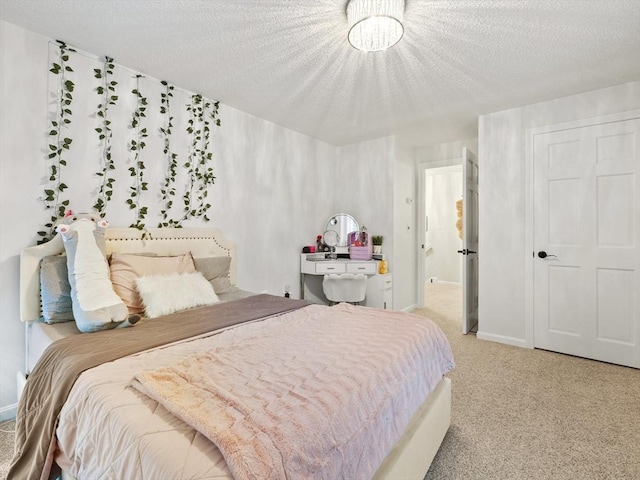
[537, 251, 557, 259]
[457, 249, 477, 255]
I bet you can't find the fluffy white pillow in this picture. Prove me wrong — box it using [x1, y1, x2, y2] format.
[110, 252, 196, 314]
[135, 272, 219, 318]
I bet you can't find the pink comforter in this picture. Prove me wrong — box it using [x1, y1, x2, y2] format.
[133, 303, 454, 480]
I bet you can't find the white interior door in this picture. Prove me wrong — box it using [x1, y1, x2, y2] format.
[533, 118, 640, 368]
[461, 148, 479, 334]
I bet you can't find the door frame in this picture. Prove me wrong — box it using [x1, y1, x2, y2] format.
[524, 109, 640, 349]
[416, 158, 463, 308]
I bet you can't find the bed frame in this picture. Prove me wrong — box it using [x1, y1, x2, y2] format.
[19, 227, 450, 480]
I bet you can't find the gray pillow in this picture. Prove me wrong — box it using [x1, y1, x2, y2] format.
[194, 256, 232, 294]
[40, 255, 74, 323]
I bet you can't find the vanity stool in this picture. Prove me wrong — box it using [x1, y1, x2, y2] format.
[322, 273, 367, 306]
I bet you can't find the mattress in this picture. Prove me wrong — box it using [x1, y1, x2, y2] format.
[26, 287, 255, 373]
[53, 303, 454, 479]
[27, 321, 81, 373]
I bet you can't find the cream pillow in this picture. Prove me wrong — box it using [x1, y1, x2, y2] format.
[193, 256, 232, 293]
[135, 272, 219, 318]
[109, 252, 196, 314]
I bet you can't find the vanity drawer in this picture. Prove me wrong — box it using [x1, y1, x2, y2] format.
[380, 275, 393, 290]
[347, 262, 377, 274]
[316, 263, 346, 274]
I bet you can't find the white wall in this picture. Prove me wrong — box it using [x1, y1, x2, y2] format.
[478, 80, 640, 346]
[415, 139, 478, 166]
[334, 136, 394, 250]
[333, 137, 419, 312]
[1, 20, 53, 422]
[393, 138, 417, 311]
[333, 136, 422, 313]
[208, 106, 338, 296]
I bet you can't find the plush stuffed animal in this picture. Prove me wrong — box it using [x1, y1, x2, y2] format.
[56, 211, 139, 333]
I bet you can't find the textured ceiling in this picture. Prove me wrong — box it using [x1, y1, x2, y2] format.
[1, 0, 639, 147]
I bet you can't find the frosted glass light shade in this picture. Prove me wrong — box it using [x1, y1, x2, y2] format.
[347, 0, 405, 52]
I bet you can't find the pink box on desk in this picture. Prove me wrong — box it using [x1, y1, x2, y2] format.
[350, 243, 372, 260]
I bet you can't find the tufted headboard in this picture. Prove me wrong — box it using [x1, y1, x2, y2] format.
[20, 228, 237, 323]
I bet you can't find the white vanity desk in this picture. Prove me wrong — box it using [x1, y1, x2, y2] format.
[300, 253, 393, 309]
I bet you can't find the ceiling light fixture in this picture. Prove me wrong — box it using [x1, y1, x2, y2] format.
[347, 0, 405, 52]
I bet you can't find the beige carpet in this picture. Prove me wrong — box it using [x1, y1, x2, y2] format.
[1, 284, 638, 479]
[421, 282, 640, 480]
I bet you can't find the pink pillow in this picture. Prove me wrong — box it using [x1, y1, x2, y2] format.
[109, 252, 196, 314]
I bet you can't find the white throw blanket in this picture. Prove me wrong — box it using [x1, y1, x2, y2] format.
[132, 303, 454, 480]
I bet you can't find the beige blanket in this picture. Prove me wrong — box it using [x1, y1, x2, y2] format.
[9, 294, 308, 480]
[133, 303, 455, 480]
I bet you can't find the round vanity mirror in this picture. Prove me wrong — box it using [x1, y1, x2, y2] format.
[324, 213, 359, 252]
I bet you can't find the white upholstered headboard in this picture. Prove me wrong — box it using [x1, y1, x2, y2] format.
[20, 227, 237, 323]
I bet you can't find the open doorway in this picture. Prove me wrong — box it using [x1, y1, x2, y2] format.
[416, 142, 479, 334]
[422, 165, 463, 316]
[424, 165, 463, 285]
[417, 163, 463, 310]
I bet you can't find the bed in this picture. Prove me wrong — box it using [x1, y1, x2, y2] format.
[11, 227, 454, 480]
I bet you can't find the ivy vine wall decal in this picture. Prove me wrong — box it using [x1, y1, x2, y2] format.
[38, 41, 221, 243]
[127, 74, 149, 229]
[93, 56, 118, 217]
[159, 81, 178, 227]
[181, 94, 219, 225]
[39, 40, 75, 241]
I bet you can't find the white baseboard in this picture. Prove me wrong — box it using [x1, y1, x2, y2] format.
[425, 280, 461, 286]
[0, 371, 28, 422]
[476, 331, 530, 349]
[0, 402, 17, 422]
